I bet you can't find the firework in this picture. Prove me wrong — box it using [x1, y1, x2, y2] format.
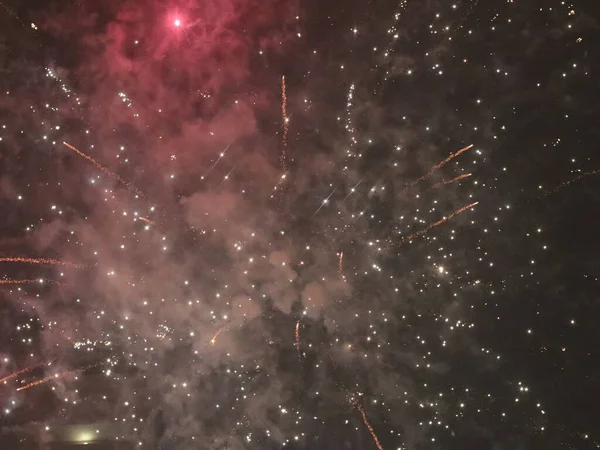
[429, 173, 472, 191]
[399, 201, 479, 244]
[295, 320, 301, 357]
[210, 326, 227, 345]
[63, 142, 146, 199]
[0, 363, 45, 384]
[338, 251, 344, 278]
[280, 75, 289, 172]
[403, 144, 473, 193]
[138, 217, 154, 225]
[0, 257, 86, 268]
[350, 396, 384, 450]
[0, 279, 60, 285]
[547, 168, 600, 195]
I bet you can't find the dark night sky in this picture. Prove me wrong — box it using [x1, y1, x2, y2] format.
[1, 0, 600, 449]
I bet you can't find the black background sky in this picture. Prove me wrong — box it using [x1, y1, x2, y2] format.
[1, 0, 600, 449]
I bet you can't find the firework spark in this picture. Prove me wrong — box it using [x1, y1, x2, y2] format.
[138, 217, 154, 225]
[280, 75, 289, 172]
[429, 173, 472, 191]
[210, 326, 227, 345]
[0, 279, 60, 285]
[400, 201, 479, 244]
[546, 168, 600, 195]
[338, 251, 344, 278]
[295, 320, 301, 357]
[350, 396, 384, 450]
[0, 363, 45, 384]
[0, 257, 86, 268]
[403, 144, 473, 193]
[63, 142, 146, 198]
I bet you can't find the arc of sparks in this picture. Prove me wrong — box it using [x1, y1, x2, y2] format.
[16, 363, 98, 391]
[0, 257, 86, 268]
[210, 326, 227, 345]
[403, 144, 473, 193]
[138, 217, 154, 225]
[350, 397, 385, 450]
[0, 279, 61, 285]
[400, 201, 478, 244]
[63, 142, 145, 199]
[280, 75, 289, 172]
[295, 320, 301, 353]
[546, 168, 600, 195]
[16, 375, 55, 391]
[429, 173, 472, 191]
[0, 363, 45, 384]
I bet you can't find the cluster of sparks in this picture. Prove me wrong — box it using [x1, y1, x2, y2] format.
[0, 1, 598, 449]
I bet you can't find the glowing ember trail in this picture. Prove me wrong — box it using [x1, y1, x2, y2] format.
[63, 142, 146, 198]
[280, 75, 289, 172]
[210, 326, 227, 345]
[0, 363, 44, 384]
[429, 173, 472, 190]
[403, 144, 473, 192]
[350, 397, 385, 450]
[338, 251, 344, 278]
[17, 374, 55, 391]
[138, 217, 154, 225]
[0, 279, 61, 285]
[295, 320, 301, 357]
[0, 257, 86, 268]
[400, 202, 479, 243]
[547, 167, 600, 195]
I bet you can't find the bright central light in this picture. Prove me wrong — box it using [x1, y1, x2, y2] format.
[173, 19, 181, 27]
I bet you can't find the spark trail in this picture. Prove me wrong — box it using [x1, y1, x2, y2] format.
[338, 251, 344, 278]
[295, 320, 301, 358]
[0, 257, 86, 268]
[0, 363, 45, 384]
[138, 217, 154, 225]
[546, 168, 600, 195]
[63, 142, 145, 198]
[0, 279, 61, 285]
[210, 326, 227, 345]
[400, 202, 479, 243]
[403, 144, 473, 193]
[350, 397, 385, 450]
[280, 75, 289, 172]
[429, 173, 472, 191]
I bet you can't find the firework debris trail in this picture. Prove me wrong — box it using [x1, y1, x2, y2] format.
[16, 363, 100, 391]
[138, 217, 154, 225]
[280, 75, 289, 173]
[63, 142, 146, 199]
[429, 173, 472, 191]
[0, 257, 86, 268]
[0, 362, 46, 384]
[403, 144, 473, 193]
[546, 168, 600, 195]
[399, 202, 479, 244]
[0, 279, 62, 285]
[210, 326, 227, 345]
[295, 320, 302, 358]
[338, 251, 344, 278]
[350, 396, 385, 450]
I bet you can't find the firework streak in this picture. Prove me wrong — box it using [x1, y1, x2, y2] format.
[546, 168, 600, 195]
[338, 251, 344, 278]
[280, 75, 289, 172]
[351, 397, 385, 450]
[210, 326, 227, 345]
[0, 279, 61, 285]
[0, 257, 86, 268]
[429, 173, 472, 191]
[403, 144, 473, 193]
[400, 202, 479, 243]
[295, 320, 301, 357]
[63, 142, 146, 198]
[138, 217, 154, 225]
[0, 363, 45, 384]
